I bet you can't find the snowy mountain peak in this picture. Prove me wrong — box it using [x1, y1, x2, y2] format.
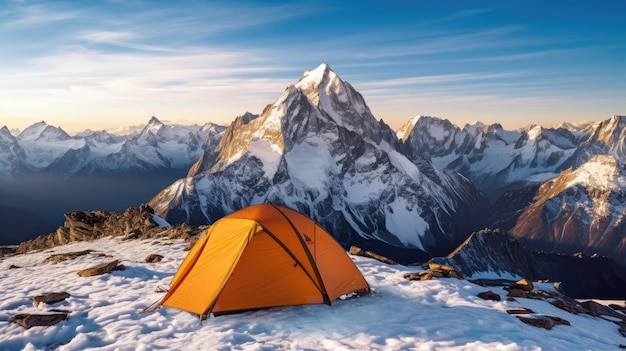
[17, 122, 71, 142]
[295, 63, 346, 106]
[291, 64, 396, 146]
[17, 121, 48, 141]
[462, 121, 487, 136]
[526, 125, 543, 140]
[0, 126, 11, 137]
[396, 116, 422, 141]
[143, 116, 165, 135]
[555, 120, 595, 132]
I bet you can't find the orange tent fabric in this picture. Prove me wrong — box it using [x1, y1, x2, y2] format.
[156, 203, 370, 317]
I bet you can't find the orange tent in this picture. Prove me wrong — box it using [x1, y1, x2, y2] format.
[155, 203, 370, 317]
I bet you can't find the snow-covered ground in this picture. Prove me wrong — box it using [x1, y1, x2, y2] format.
[1, 237, 625, 350]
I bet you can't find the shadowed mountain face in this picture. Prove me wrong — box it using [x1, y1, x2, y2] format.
[431, 229, 626, 299]
[149, 64, 489, 264]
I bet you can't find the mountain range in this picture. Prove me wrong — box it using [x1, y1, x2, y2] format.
[0, 118, 225, 243]
[2, 63, 625, 268]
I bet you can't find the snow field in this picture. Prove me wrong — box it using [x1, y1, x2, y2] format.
[1, 237, 625, 350]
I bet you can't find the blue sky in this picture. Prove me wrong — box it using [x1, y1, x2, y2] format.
[1, 0, 625, 133]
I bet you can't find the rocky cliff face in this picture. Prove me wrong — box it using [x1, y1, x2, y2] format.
[15, 205, 205, 254]
[431, 228, 626, 298]
[508, 155, 626, 265]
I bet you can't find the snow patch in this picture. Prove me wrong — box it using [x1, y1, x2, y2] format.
[385, 199, 428, 249]
[285, 139, 335, 190]
[249, 139, 282, 179]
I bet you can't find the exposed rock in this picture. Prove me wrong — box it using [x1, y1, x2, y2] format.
[77, 260, 124, 277]
[404, 271, 442, 281]
[580, 300, 626, 320]
[527, 290, 556, 299]
[349, 246, 398, 265]
[184, 235, 201, 251]
[546, 315, 571, 326]
[610, 304, 626, 311]
[517, 316, 555, 330]
[32, 292, 70, 307]
[15, 206, 208, 255]
[509, 279, 534, 292]
[468, 278, 515, 287]
[12, 313, 68, 329]
[507, 289, 528, 298]
[506, 308, 534, 315]
[403, 272, 422, 281]
[404, 263, 464, 282]
[516, 315, 570, 330]
[428, 263, 464, 279]
[0, 246, 17, 257]
[144, 254, 164, 263]
[44, 250, 93, 264]
[8, 264, 20, 269]
[620, 327, 626, 337]
[477, 290, 501, 301]
[551, 297, 587, 314]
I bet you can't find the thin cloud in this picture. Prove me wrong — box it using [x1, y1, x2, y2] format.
[419, 8, 495, 26]
[359, 71, 535, 88]
[0, 2, 81, 30]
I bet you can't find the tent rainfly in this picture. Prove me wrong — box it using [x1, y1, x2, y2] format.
[152, 203, 370, 317]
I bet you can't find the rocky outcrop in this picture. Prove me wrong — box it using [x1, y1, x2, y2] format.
[32, 292, 70, 307]
[349, 246, 397, 265]
[477, 290, 501, 301]
[403, 263, 464, 281]
[144, 254, 164, 263]
[430, 228, 626, 298]
[16, 205, 158, 253]
[77, 260, 124, 277]
[517, 315, 570, 330]
[12, 313, 68, 329]
[43, 250, 94, 264]
[15, 205, 206, 254]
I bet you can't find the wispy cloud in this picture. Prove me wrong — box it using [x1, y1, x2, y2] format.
[418, 8, 495, 26]
[358, 70, 535, 88]
[0, 2, 81, 30]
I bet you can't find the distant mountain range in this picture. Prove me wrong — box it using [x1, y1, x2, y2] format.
[0, 117, 225, 178]
[2, 64, 625, 268]
[0, 117, 226, 243]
